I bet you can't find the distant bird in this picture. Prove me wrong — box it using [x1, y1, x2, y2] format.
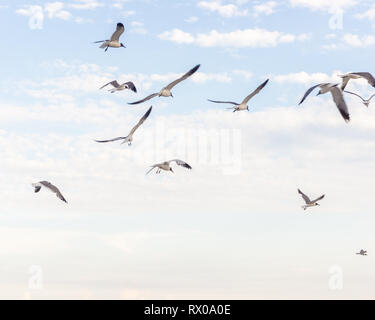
[146, 159, 192, 174]
[208, 79, 269, 112]
[128, 64, 200, 105]
[32, 181, 67, 203]
[95, 106, 152, 146]
[339, 72, 375, 90]
[299, 83, 350, 122]
[100, 80, 137, 93]
[298, 189, 325, 210]
[94, 23, 125, 52]
[344, 90, 375, 108]
[356, 249, 368, 256]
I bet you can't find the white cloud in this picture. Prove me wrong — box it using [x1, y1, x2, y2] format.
[342, 33, 375, 47]
[69, 0, 104, 10]
[271, 71, 341, 84]
[290, 0, 357, 12]
[253, 1, 277, 16]
[197, 1, 248, 17]
[159, 28, 309, 48]
[355, 4, 375, 21]
[45, 2, 71, 20]
[158, 29, 195, 44]
[185, 16, 199, 23]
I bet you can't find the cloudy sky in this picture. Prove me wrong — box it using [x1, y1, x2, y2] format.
[1, 0, 375, 299]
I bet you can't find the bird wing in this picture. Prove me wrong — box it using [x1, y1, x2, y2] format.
[40, 181, 67, 203]
[241, 79, 269, 104]
[165, 64, 200, 90]
[170, 159, 192, 169]
[128, 93, 158, 105]
[341, 76, 350, 90]
[311, 194, 325, 203]
[110, 22, 125, 41]
[129, 106, 152, 135]
[351, 72, 375, 88]
[146, 166, 157, 175]
[207, 99, 239, 105]
[298, 189, 311, 204]
[299, 84, 325, 105]
[344, 90, 365, 102]
[124, 81, 137, 93]
[330, 87, 350, 122]
[100, 80, 120, 90]
[95, 137, 126, 143]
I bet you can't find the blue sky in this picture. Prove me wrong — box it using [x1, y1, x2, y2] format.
[1, 0, 375, 299]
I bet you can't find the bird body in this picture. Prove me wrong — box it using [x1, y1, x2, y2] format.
[146, 159, 192, 174]
[95, 106, 152, 145]
[208, 79, 269, 112]
[344, 90, 375, 108]
[356, 249, 368, 256]
[339, 72, 375, 90]
[298, 189, 325, 211]
[32, 181, 67, 203]
[299, 83, 350, 122]
[95, 23, 125, 52]
[128, 64, 200, 105]
[100, 80, 137, 93]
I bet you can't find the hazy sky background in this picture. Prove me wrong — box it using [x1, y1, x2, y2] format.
[1, 0, 375, 299]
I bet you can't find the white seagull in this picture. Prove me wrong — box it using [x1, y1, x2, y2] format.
[339, 72, 375, 90]
[94, 23, 125, 52]
[208, 79, 269, 112]
[128, 64, 200, 105]
[100, 80, 137, 93]
[299, 83, 350, 122]
[146, 159, 192, 174]
[298, 189, 325, 211]
[344, 90, 375, 108]
[95, 106, 152, 146]
[32, 181, 67, 203]
[356, 249, 368, 256]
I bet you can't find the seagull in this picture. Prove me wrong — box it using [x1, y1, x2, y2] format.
[32, 181, 67, 203]
[95, 106, 152, 146]
[94, 23, 125, 52]
[299, 83, 350, 122]
[100, 80, 137, 93]
[356, 249, 368, 256]
[208, 79, 269, 112]
[344, 90, 375, 108]
[146, 159, 192, 174]
[128, 64, 200, 105]
[298, 189, 325, 210]
[339, 72, 375, 90]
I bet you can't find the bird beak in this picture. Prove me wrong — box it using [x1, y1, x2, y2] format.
[316, 92, 321, 96]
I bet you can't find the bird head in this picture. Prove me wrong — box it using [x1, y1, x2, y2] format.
[315, 203, 320, 206]
[170, 168, 174, 173]
[247, 106, 249, 111]
[170, 93, 174, 98]
[120, 43, 126, 48]
[316, 91, 322, 96]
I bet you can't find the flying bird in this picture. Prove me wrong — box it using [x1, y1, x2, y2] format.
[344, 90, 375, 108]
[95, 106, 152, 146]
[356, 249, 368, 256]
[339, 72, 375, 90]
[146, 159, 192, 174]
[128, 64, 200, 105]
[94, 23, 125, 52]
[299, 83, 350, 122]
[298, 189, 325, 211]
[100, 80, 137, 93]
[32, 181, 67, 203]
[208, 79, 269, 112]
